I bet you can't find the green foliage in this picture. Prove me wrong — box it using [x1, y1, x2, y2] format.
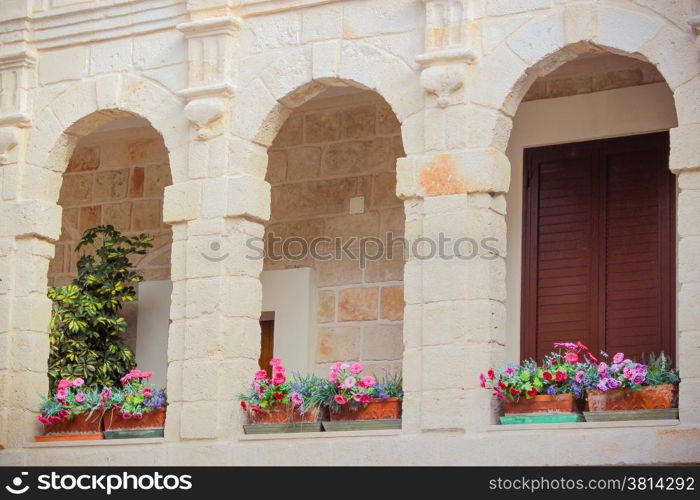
[644, 352, 680, 386]
[47, 225, 153, 391]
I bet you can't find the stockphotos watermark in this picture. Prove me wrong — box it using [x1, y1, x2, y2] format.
[200, 232, 502, 268]
[4, 470, 192, 496]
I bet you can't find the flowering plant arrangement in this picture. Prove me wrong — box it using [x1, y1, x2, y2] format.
[308, 362, 403, 413]
[108, 369, 166, 420]
[578, 350, 679, 393]
[238, 358, 300, 414]
[480, 341, 595, 401]
[38, 378, 103, 426]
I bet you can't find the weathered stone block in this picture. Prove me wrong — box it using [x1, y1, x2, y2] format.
[316, 326, 361, 362]
[380, 286, 404, 321]
[362, 324, 403, 361]
[93, 169, 129, 202]
[305, 110, 341, 143]
[132, 199, 161, 230]
[338, 287, 378, 321]
[286, 147, 321, 180]
[317, 290, 336, 323]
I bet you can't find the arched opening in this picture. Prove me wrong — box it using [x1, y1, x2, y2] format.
[260, 84, 406, 379]
[47, 112, 173, 389]
[504, 51, 679, 363]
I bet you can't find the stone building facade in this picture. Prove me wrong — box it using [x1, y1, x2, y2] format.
[0, 0, 699, 465]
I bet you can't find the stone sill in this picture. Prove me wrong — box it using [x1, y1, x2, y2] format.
[487, 419, 679, 432]
[238, 429, 401, 441]
[25, 438, 165, 448]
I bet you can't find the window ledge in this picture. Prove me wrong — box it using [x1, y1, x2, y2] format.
[487, 419, 680, 432]
[25, 438, 165, 448]
[238, 429, 402, 441]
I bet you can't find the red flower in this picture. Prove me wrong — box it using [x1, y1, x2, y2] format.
[509, 388, 520, 396]
[577, 341, 590, 351]
[251, 405, 261, 413]
[498, 381, 507, 390]
[527, 387, 538, 397]
[240, 401, 247, 412]
[542, 371, 553, 381]
[487, 369, 496, 380]
[274, 392, 284, 400]
[555, 370, 567, 382]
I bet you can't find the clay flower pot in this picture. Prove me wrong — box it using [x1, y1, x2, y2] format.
[103, 407, 166, 431]
[329, 397, 402, 421]
[35, 413, 103, 442]
[249, 403, 320, 424]
[503, 394, 577, 414]
[586, 384, 678, 411]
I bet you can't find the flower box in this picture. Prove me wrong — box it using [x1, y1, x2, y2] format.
[502, 394, 578, 415]
[248, 404, 320, 425]
[102, 407, 166, 439]
[35, 413, 103, 442]
[328, 397, 402, 421]
[322, 418, 402, 432]
[586, 384, 678, 412]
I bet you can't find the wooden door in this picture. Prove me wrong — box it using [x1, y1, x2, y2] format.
[521, 132, 675, 363]
[259, 320, 275, 376]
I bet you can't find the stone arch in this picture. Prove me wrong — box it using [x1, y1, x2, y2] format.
[230, 40, 424, 154]
[26, 74, 189, 196]
[472, 2, 696, 155]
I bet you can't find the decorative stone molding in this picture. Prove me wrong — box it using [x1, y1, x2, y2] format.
[416, 0, 478, 66]
[0, 127, 19, 164]
[0, 49, 36, 128]
[177, 16, 241, 140]
[419, 64, 466, 108]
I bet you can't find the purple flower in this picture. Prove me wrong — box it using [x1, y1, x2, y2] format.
[610, 363, 622, 373]
[575, 371, 585, 384]
[598, 362, 608, 376]
[635, 364, 648, 376]
[632, 374, 646, 385]
[613, 352, 625, 364]
[607, 378, 621, 389]
[596, 380, 609, 392]
[546, 386, 557, 395]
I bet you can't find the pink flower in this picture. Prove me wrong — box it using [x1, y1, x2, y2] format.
[360, 394, 371, 404]
[598, 362, 608, 376]
[74, 393, 86, 403]
[38, 416, 49, 425]
[254, 369, 268, 380]
[269, 357, 282, 367]
[57, 379, 73, 390]
[120, 374, 132, 385]
[575, 371, 585, 383]
[479, 373, 487, 388]
[564, 352, 579, 364]
[142, 388, 153, 397]
[56, 389, 68, 402]
[291, 393, 303, 406]
[613, 352, 625, 364]
[129, 369, 143, 379]
[133, 413, 143, 420]
[554, 342, 579, 351]
[331, 362, 342, 371]
[487, 369, 496, 380]
[140, 372, 153, 379]
[101, 387, 112, 401]
[72, 378, 85, 388]
[360, 375, 376, 388]
[504, 365, 517, 377]
[350, 363, 364, 374]
[555, 371, 567, 382]
[329, 370, 339, 382]
[272, 374, 286, 386]
[272, 365, 285, 377]
[58, 409, 69, 419]
[334, 395, 348, 405]
[342, 376, 356, 389]
[340, 363, 350, 370]
[122, 412, 132, 420]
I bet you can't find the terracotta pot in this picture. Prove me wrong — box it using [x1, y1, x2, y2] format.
[40, 412, 102, 436]
[586, 384, 678, 411]
[503, 394, 577, 414]
[329, 397, 402, 421]
[103, 408, 166, 430]
[249, 403, 320, 424]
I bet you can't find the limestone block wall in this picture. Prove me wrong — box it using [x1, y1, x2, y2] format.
[264, 91, 405, 376]
[47, 124, 172, 350]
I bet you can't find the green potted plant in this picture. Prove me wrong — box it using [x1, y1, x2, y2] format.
[582, 351, 679, 421]
[36, 378, 104, 441]
[47, 225, 153, 389]
[311, 363, 403, 431]
[238, 358, 322, 434]
[103, 370, 167, 438]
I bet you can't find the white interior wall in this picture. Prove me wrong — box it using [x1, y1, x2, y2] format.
[505, 82, 678, 362]
[135, 280, 172, 388]
[260, 268, 314, 374]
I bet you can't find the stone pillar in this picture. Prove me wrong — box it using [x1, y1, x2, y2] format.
[164, 11, 271, 441]
[671, 119, 700, 423]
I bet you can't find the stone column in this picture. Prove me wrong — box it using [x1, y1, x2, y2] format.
[0, 41, 59, 448]
[164, 12, 270, 441]
[671, 118, 700, 423]
[399, 2, 509, 433]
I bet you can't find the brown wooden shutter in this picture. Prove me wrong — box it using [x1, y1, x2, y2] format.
[522, 133, 675, 363]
